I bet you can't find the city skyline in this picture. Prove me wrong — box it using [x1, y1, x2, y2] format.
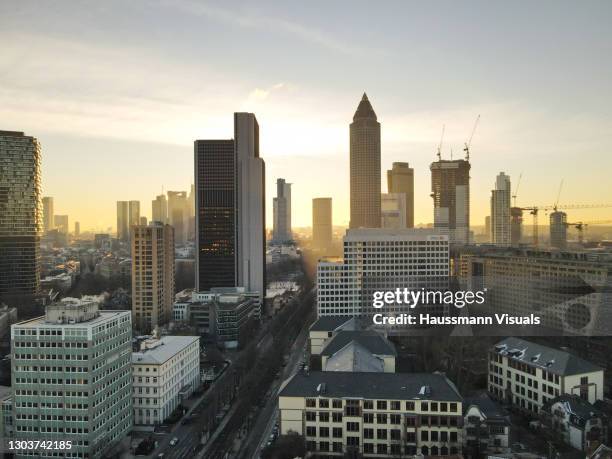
[2, 1, 612, 231]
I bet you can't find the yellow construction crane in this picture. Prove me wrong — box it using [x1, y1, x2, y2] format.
[463, 115, 480, 161]
[565, 220, 612, 245]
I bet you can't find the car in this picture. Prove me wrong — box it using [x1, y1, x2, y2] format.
[169, 437, 179, 446]
[157, 454, 165, 458]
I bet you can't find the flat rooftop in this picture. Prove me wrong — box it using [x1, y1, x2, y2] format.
[132, 335, 199, 365]
[13, 309, 130, 329]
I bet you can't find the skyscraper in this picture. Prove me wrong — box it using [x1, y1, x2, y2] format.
[131, 222, 175, 332]
[11, 298, 133, 458]
[550, 210, 568, 250]
[381, 193, 407, 229]
[116, 201, 129, 241]
[0, 130, 42, 298]
[152, 193, 168, 224]
[128, 200, 140, 227]
[194, 113, 265, 298]
[312, 198, 332, 251]
[168, 191, 188, 245]
[387, 162, 414, 228]
[74, 221, 80, 237]
[194, 139, 236, 291]
[490, 172, 511, 246]
[42, 196, 54, 233]
[511, 207, 523, 246]
[350, 93, 381, 229]
[430, 159, 471, 245]
[273, 178, 292, 243]
[54, 214, 69, 234]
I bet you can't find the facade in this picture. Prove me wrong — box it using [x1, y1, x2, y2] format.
[42, 196, 54, 233]
[128, 200, 140, 229]
[151, 194, 168, 224]
[510, 207, 523, 246]
[54, 214, 69, 235]
[0, 130, 42, 298]
[316, 228, 449, 319]
[381, 193, 407, 229]
[350, 93, 381, 229]
[0, 386, 13, 442]
[132, 336, 200, 426]
[387, 162, 414, 228]
[195, 113, 266, 298]
[430, 159, 471, 245]
[488, 337, 604, 414]
[272, 178, 292, 243]
[279, 371, 464, 457]
[490, 172, 511, 246]
[116, 201, 129, 242]
[550, 210, 568, 250]
[168, 191, 188, 245]
[131, 222, 175, 333]
[10, 298, 133, 459]
[312, 197, 333, 251]
[463, 392, 510, 456]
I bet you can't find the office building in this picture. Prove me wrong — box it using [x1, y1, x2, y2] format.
[387, 162, 414, 228]
[484, 216, 491, 242]
[317, 228, 449, 318]
[54, 214, 69, 234]
[128, 200, 140, 229]
[430, 159, 470, 245]
[195, 113, 265, 298]
[116, 201, 129, 241]
[488, 337, 604, 414]
[350, 93, 381, 229]
[42, 196, 54, 233]
[11, 298, 133, 458]
[74, 221, 80, 238]
[279, 371, 463, 457]
[131, 222, 175, 333]
[273, 178, 292, 243]
[0, 130, 42, 298]
[312, 198, 333, 251]
[510, 207, 523, 246]
[550, 210, 568, 250]
[152, 194, 168, 224]
[490, 172, 511, 246]
[132, 335, 200, 426]
[381, 193, 407, 229]
[168, 191, 188, 245]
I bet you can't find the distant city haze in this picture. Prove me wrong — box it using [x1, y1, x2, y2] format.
[2, 1, 612, 231]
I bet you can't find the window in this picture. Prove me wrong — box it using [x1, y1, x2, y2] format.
[306, 426, 316, 437]
[332, 412, 343, 423]
[377, 400, 387, 410]
[319, 427, 329, 437]
[406, 401, 415, 411]
[332, 399, 342, 408]
[346, 422, 359, 432]
[377, 413, 387, 424]
[347, 436, 359, 446]
[390, 414, 401, 425]
[390, 429, 401, 440]
[364, 428, 374, 439]
[391, 400, 401, 410]
[364, 400, 373, 409]
[364, 443, 374, 454]
[421, 430, 429, 441]
[306, 411, 316, 422]
[363, 413, 373, 424]
[421, 402, 429, 411]
[319, 399, 329, 408]
[306, 398, 316, 408]
[377, 444, 388, 454]
[377, 429, 387, 439]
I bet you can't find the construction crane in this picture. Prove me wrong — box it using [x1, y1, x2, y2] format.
[463, 114, 480, 161]
[518, 204, 612, 247]
[436, 124, 445, 161]
[565, 220, 612, 245]
[553, 179, 564, 211]
[512, 172, 523, 207]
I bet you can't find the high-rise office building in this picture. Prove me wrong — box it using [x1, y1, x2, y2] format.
[0, 130, 42, 298]
[350, 93, 381, 229]
[484, 216, 491, 242]
[54, 214, 69, 234]
[116, 201, 129, 241]
[152, 194, 168, 224]
[430, 159, 471, 245]
[273, 178, 292, 243]
[128, 200, 140, 227]
[387, 162, 414, 228]
[550, 211, 568, 250]
[131, 222, 175, 332]
[510, 207, 523, 246]
[140, 216, 147, 226]
[168, 191, 188, 245]
[11, 298, 133, 458]
[74, 221, 80, 238]
[312, 198, 332, 251]
[490, 172, 511, 246]
[194, 113, 265, 298]
[381, 193, 407, 229]
[42, 196, 54, 233]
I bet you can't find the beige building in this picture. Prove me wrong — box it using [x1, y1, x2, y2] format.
[309, 316, 357, 355]
[381, 193, 407, 229]
[488, 337, 604, 414]
[42, 196, 54, 233]
[490, 172, 511, 246]
[312, 197, 332, 251]
[387, 162, 414, 228]
[131, 222, 175, 332]
[279, 371, 463, 457]
[350, 93, 381, 229]
[152, 194, 168, 224]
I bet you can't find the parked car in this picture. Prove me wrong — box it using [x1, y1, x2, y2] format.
[169, 437, 179, 446]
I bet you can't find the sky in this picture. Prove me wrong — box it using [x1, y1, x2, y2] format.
[1, 0, 612, 231]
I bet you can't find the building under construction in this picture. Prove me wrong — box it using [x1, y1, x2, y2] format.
[550, 210, 568, 249]
[430, 159, 470, 245]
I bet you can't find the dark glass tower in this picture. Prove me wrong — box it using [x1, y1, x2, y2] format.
[0, 130, 42, 299]
[194, 139, 236, 291]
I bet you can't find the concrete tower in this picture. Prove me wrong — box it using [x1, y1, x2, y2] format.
[550, 211, 568, 249]
[387, 162, 414, 228]
[312, 197, 332, 251]
[42, 196, 54, 233]
[273, 178, 292, 243]
[490, 172, 511, 246]
[152, 194, 168, 224]
[350, 93, 381, 229]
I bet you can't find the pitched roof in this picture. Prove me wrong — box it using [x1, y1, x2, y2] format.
[321, 330, 397, 357]
[463, 391, 508, 419]
[279, 371, 463, 402]
[492, 337, 602, 376]
[353, 93, 377, 121]
[324, 341, 385, 373]
[545, 394, 603, 421]
[309, 315, 355, 332]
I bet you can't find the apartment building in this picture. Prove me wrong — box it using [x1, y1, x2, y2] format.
[279, 371, 463, 457]
[463, 392, 510, 456]
[10, 298, 133, 459]
[132, 335, 200, 426]
[488, 337, 604, 414]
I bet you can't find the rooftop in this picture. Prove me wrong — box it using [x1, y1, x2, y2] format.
[352, 93, 377, 121]
[324, 341, 385, 373]
[321, 331, 397, 357]
[493, 337, 603, 376]
[14, 309, 129, 329]
[544, 394, 603, 421]
[463, 391, 508, 419]
[279, 371, 462, 402]
[344, 228, 448, 241]
[309, 315, 355, 332]
[132, 335, 199, 365]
